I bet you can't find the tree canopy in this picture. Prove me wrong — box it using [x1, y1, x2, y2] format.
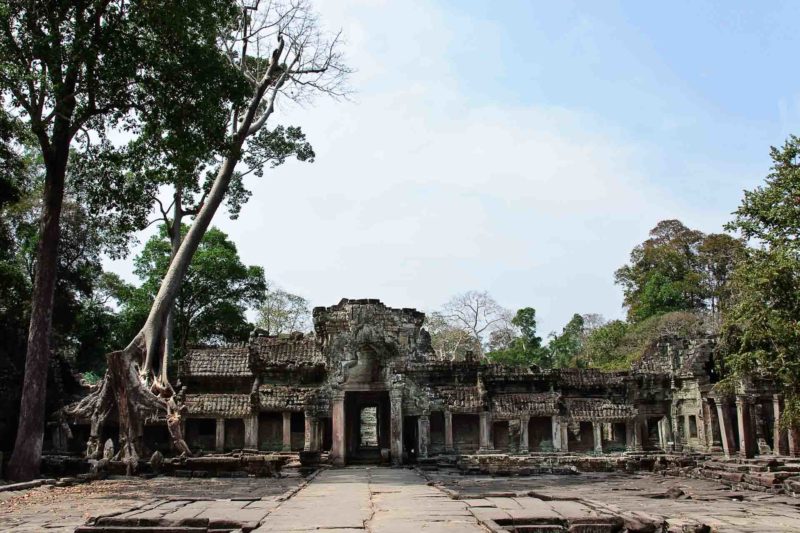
[115, 226, 266, 360]
[722, 136, 800, 426]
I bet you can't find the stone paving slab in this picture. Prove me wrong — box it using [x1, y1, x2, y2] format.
[253, 467, 486, 532]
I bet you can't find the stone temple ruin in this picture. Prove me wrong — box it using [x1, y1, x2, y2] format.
[57, 299, 799, 483]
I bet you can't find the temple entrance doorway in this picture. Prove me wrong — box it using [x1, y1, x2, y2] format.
[344, 390, 390, 463]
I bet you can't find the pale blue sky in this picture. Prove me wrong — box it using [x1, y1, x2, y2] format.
[108, 0, 800, 336]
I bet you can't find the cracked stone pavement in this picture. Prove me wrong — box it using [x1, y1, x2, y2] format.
[253, 467, 486, 532]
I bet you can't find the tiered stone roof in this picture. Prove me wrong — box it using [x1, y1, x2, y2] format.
[184, 393, 252, 417]
[257, 385, 317, 411]
[492, 392, 560, 416]
[181, 345, 252, 378]
[564, 398, 636, 421]
[432, 386, 482, 412]
[250, 336, 325, 368]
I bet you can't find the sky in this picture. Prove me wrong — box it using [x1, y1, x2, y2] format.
[107, 0, 800, 336]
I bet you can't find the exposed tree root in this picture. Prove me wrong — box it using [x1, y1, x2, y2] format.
[65, 334, 192, 466]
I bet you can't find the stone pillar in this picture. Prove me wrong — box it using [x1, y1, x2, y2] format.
[418, 415, 430, 459]
[479, 411, 491, 452]
[789, 426, 800, 458]
[331, 392, 346, 465]
[245, 414, 259, 449]
[773, 395, 789, 456]
[551, 416, 563, 452]
[736, 396, 755, 458]
[626, 418, 642, 452]
[592, 422, 603, 453]
[657, 416, 673, 451]
[715, 400, 737, 458]
[215, 418, 225, 452]
[519, 415, 530, 454]
[390, 388, 403, 465]
[560, 423, 570, 453]
[304, 414, 319, 452]
[703, 400, 721, 453]
[444, 410, 454, 453]
[282, 411, 292, 452]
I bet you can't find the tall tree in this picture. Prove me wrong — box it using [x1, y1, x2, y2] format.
[615, 220, 706, 322]
[1, 0, 249, 480]
[486, 307, 549, 367]
[697, 233, 745, 322]
[724, 136, 800, 428]
[256, 281, 311, 335]
[116, 226, 266, 359]
[440, 290, 510, 355]
[68, 0, 348, 466]
[424, 311, 482, 361]
[547, 313, 588, 368]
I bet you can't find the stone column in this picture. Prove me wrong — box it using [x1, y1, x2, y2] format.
[282, 411, 292, 452]
[215, 418, 225, 452]
[245, 414, 259, 449]
[560, 423, 570, 453]
[773, 395, 789, 456]
[304, 414, 319, 452]
[592, 422, 603, 453]
[703, 400, 720, 453]
[626, 418, 642, 452]
[418, 414, 430, 459]
[444, 410, 454, 453]
[479, 411, 491, 452]
[316, 419, 325, 451]
[519, 415, 530, 454]
[390, 388, 403, 465]
[331, 392, 346, 465]
[551, 416, 563, 452]
[789, 426, 800, 458]
[715, 400, 736, 457]
[736, 396, 755, 458]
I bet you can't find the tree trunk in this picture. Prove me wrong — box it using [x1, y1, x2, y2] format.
[8, 144, 69, 481]
[160, 198, 183, 384]
[67, 44, 282, 465]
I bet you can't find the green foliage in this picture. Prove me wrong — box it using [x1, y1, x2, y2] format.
[578, 312, 705, 371]
[487, 308, 549, 367]
[116, 226, 266, 359]
[722, 136, 800, 427]
[547, 314, 587, 368]
[81, 371, 102, 385]
[615, 220, 744, 323]
[0, 145, 128, 373]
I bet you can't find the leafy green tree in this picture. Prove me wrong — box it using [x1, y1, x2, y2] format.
[2, 0, 249, 480]
[487, 307, 549, 367]
[577, 311, 706, 370]
[615, 220, 706, 322]
[116, 226, 266, 360]
[579, 320, 630, 369]
[615, 219, 744, 324]
[547, 314, 586, 368]
[723, 136, 800, 427]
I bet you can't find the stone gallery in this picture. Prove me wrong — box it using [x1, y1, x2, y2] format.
[61, 298, 796, 466]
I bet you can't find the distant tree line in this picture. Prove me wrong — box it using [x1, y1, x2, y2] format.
[427, 137, 800, 429]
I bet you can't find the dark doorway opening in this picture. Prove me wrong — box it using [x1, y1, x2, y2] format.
[345, 390, 390, 463]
